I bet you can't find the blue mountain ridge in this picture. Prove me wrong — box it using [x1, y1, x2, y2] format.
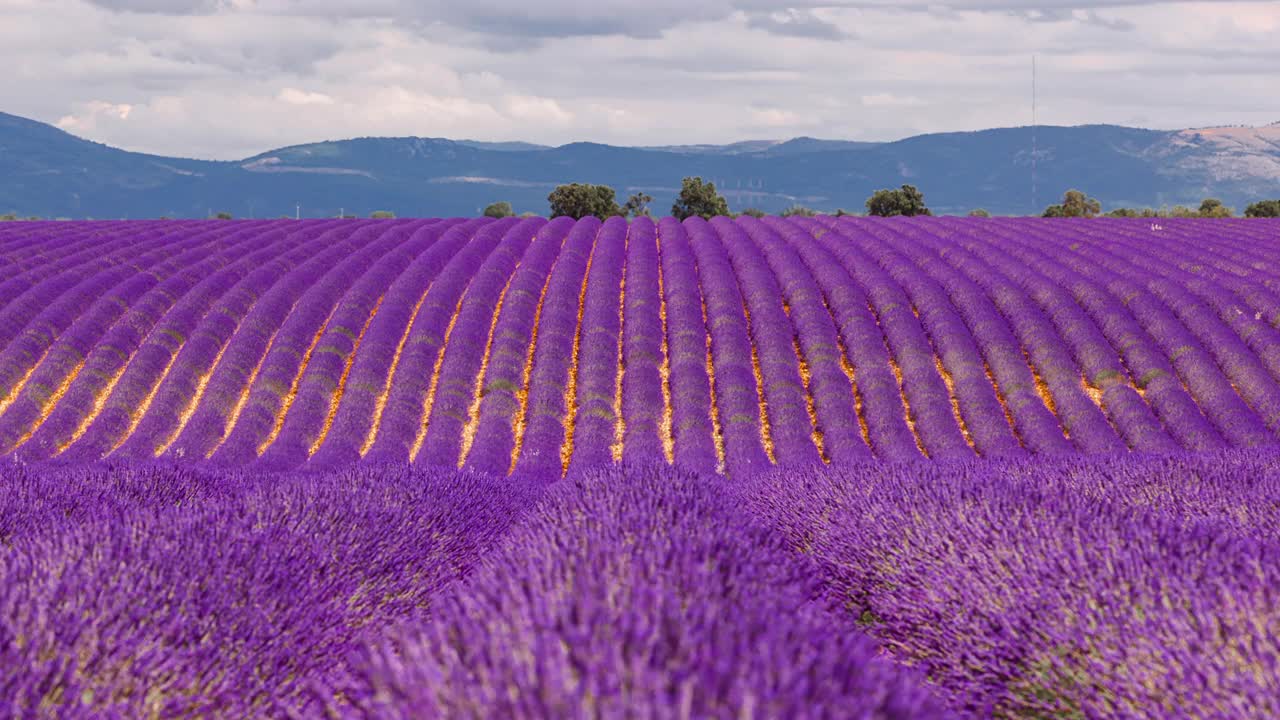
[2, 111, 1278, 218]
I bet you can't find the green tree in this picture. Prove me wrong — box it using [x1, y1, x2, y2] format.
[1244, 200, 1280, 218]
[738, 208, 767, 219]
[968, 208, 991, 218]
[484, 201, 515, 218]
[214, 212, 233, 220]
[0, 213, 17, 222]
[780, 205, 817, 217]
[1198, 198, 1232, 218]
[1107, 207, 1142, 218]
[370, 210, 396, 219]
[865, 185, 931, 217]
[1042, 189, 1101, 218]
[622, 192, 654, 218]
[548, 183, 622, 220]
[671, 177, 730, 220]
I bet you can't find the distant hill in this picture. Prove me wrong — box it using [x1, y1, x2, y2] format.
[2, 111, 1279, 218]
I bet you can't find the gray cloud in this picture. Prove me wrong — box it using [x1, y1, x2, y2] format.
[2, 0, 1277, 159]
[745, 9, 852, 40]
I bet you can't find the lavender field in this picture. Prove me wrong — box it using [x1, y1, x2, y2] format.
[1, 215, 1278, 718]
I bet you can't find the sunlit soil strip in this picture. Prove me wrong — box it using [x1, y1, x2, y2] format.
[559, 246, 595, 475]
[655, 238, 675, 465]
[310, 294, 385, 457]
[257, 306, 340, 457]
[983, 361, 1026, 447]
[409, 296, 466, 461]
[837, 341, 872, 449]
[208, 328, 280, 459]
[793, 337, 827, 462]
[53, 362, 124, 456]
[1024, 351, 1059, 416]
[701, 296, 726, 473]
[610, 237, 628, 463]
[361, 285, 433, 457]
[1022, 351, 1068, 440]
[9, 360, 84, 454]
[891, 357, 930, 458]
[935, 356, 976, 449]
[509, 267, 553, 474]
[105, 350, 182, 457]
[0, 350, 48, 421]
[153, 341, 231, 457]
[457, 277, 515, 467]
[1081, 375, 1107, 410]
[743, 306, 776, 465]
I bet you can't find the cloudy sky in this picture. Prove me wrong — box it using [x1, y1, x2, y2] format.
[4, 0, 1278, 159]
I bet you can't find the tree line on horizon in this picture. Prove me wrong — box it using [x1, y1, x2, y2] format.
[473, 179, 937, 221]
[4, 185, 1280, 221]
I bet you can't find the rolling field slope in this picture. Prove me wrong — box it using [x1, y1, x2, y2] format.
[3, 216, 1280, 471]
[2, 216, 1279, 718]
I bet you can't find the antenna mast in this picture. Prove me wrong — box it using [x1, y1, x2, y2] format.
[1032, 55, 1038, 214]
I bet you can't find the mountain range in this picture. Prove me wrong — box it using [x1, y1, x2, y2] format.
[2, 110, 1279, 218]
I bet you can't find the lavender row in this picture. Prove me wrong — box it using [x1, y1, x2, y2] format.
[743, 449, 1280, 717]
[512, 218, 599, 479]
[114, 221, 406, 461]
[737, 218, 871, 463]
[1065, 222, 1280, 435]
[997, 221, 1268, 448]
[170, 221, 392, 460]
[21, 223, 310, 461]
[0, 222, 211, 398]
[837, 219, 1031, 457]
[365, 219, 513, 464]
[0, 461, 532, 718]
[763, 218, 921, 458]
[1121, 221, 1280, 395]
[871, 220, 1074, 454]
[926, 218, 1174, 451]
[565, 216, 628, 472]
[712, 217, 824, 465]
[655, 218, 719, 474]
[416, 218, 545, 468]
[67, 223, 306, 458]
[55, 223, 337, 463]
[0, 223, 224, 445]
[324, 463, 947, 719]
[806, 219, 973, 458]
[461, 217, 576, 475]
[0, 225, 178, 354]
[618, 217, 669, 464]
[310, 220, 470, 467]
[685, 217, 772, 477]
[210, 222, 417, 465]
[1, 223, 260, 458]
[257, 220, 440, 469]
[0, 223, 157, 317]
[915, 219, 1127, 452]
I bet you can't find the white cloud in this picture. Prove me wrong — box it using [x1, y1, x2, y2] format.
[504, 95, 574, 124]
[55, 100, 134, 132]
[277, 88, 335, 105]
[751, 108, 805, 127]
[3, 0, 1278, 158]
